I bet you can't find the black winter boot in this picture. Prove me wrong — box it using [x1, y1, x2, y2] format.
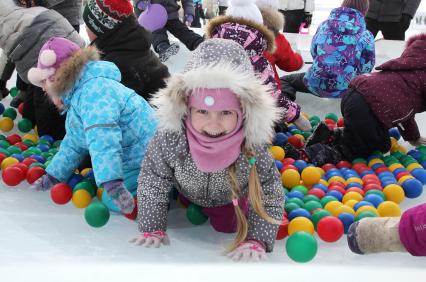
[305, 122, 343, 147]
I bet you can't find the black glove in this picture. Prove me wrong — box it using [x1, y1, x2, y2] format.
[0, 80, 9, 99]
[303, 13, 313, 28]
[401, 13, 412, 31]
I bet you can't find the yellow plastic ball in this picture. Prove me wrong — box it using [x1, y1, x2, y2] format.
[281, 169, 300, 188]
[270, 146, 285, 161]
[316, 167, 325, 176]
[72, 189, 92, 208]
[368, 159, 384, 168]
[301, 166, 321, 187]
[342, 191, 363, 204]
[1, 157, 19, 170]
[345, 177, 363, 186]
[344, 200, 359, 209]
[319, 179, 328, 186]
[324, 201, 343, 215]
[388, 163, 404, 172]
[22, 133, 38, 143]
[288, 216, 315, 235]
[398, 175, 415, 185]
[328, 175, 345, 185]
[377, 201, 401, 217]
[334, 205, 355, 216]
[96, 188, 104, 201]
[355, 205, 379, 217]
[383, 184, 405, 204]
[0, 117, 14, 132]
[80, 168, 93, 177]
[397, 145, 407, 154]
[406, 163, 423, 172]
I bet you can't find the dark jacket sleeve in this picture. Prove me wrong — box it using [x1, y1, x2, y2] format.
[398, 117, 420, 142]
[182, 0, 195, 16]
[403, 0, 421, 17]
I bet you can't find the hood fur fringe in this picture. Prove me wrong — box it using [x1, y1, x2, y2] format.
[150, 63, 281, 148]
[50, 46, 100, 97]
[206, 15, 276, 53]
[259, 6, 284, 35]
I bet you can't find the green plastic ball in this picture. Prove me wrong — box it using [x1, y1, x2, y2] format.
[186, 203, 208, 225]
[325, 113, 338, 123]
[7, 145, 22, 154]
[29, 162, 45, 169]
[286, 197, 304, 207]
[18, 118, 33, 133]
[84, 202, 110, 228]
[22, 139, 35, 147]
[311, 209, 332, 229]
[9, 87, 18, 97]
[53, 140, 62, 148]
[74, 180, 97, 197]
[0, 147, 11, 156]
[303, 195, 320, 203]
[285, 202, 301, 214]
[355, 211, 378, 221]
[3, 108, 17, 120]
[0, 140, 10, 148]
[286, 231, 318, 263]
[292, 185, 308, 195]
[303, 201, 322, 213]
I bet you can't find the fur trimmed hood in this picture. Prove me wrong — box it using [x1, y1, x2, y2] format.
[259, 6, 284, 35]
[49, 46, 100, 97]
[206, 15, 276, 53]
[150, 63, 281, 149]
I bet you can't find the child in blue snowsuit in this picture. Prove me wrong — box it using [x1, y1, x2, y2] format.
[28, 37, 158, 214]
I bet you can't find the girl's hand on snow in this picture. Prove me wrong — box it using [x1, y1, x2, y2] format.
[227, 240, 267, 262]
[130, 231, 170, 248]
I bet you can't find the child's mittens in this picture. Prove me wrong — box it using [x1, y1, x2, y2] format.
[130, 231, 170, 248]
[0, 79, 9, 99]
[30, 174, 60, 191]
[293, 116, 312, 131]
[103, 180, 135, 214]
[227, 240, 267, 262]
[136, 0, 147, 11]
[184, 14, 194, 26]
[409, 136, 426, 146]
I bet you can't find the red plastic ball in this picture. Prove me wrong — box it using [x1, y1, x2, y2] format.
[124, 198, 138, 220]
[2, 166, 25, 186]
[308, 188, 326, 199]
[327, 123, 336, 130]
[363, 183, 383, 192]
[395, 171, 411, 180]
[328, 184, 346, 195]
[18, 102, 24, 115]
[337, 117, 344, 127]
[328, 181, 346, 189]
[14, 142, 29, 151]
[6, 134, 22, 145]
[345, 187, 365, 196]
[353, 163, 368, 173]
[13, 163, 28, 177]
[322, 163, 336, 172]
[362, 174, 380, 184]
[276, 215, 289, 240]
[324, 118, 336, 125]
[374, 166, 390, 174]
[26, 166, 45, 184]
[288, 135, 304, 149]
[50, 183, 73, 205]
[317, 216, 344, 243]
[0, 153, 7, 164]
[282, 158, 295, 166]
[281, 164, 298, 173]
[22, 158, 38, 167]
[336, 161, 352, 169]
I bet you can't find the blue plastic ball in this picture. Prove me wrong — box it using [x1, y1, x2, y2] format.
[363, 194, 384, 208]
[389, 127, 401, 140]
[10, 153, 24, 162]
[275, 160, 283, 171]
[378, 171, 395, 179]
[325, 190, 343, 201]
[354, 201, 374, 211]
[294, 160, 308, 172]
[422, 161, 426, 168]
[67, 173, 84, 189]
[273, 132, 288, 146]
[30, 154, 45, 163]
[287, 190, 305, 200]
[411, 168, 426, 185]
[0, 103, 4, 115]
[36, 143, 50, 152]
[338, 213, 355, 234]
[345, 182, 363, 189]
[393, 168, 408, 175]
[288, 208, 311, 220]
[360, 170, 375, 177]
[312, 183, 328, 192]
[39, 135, 54, 144]
[371, 163, 384, 171]
[402, 179, 424, 198]
[84, 171, 95, 179]
[407, 150, 422, 160]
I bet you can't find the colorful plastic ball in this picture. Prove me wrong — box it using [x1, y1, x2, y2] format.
[39, 135, 54, 144]
[84, 202, 110, 228]
[0, 117, 14, 132]
[311, 209, 332, 230]
[316, 216, 344, 242]
[50, 183, 73, 205]
[336, 161, 351, 169]
[286, 232, 318, 263]
[355, 205, 379, 217]
[13, 163, 28, 176]
[287, 190, 305, 200]
[276, 215, 289, 240]
[270, 146, 285, 161]
[287, 135, 304, 149]
[411, 168, 426, 185]
[285, 202, 301, 214]
[363, 183, 383, 192]
[304, 201, 322, 213]
[10, 153, 24, 162]
[7, 145, 22, 155]
[281, 169, 300, 188]
[320, 195, 338, 207]
[365, 189, 385, 200]
[18, 102, 24, 115]
[26, 166, 45, 184]
[74, 180, 97, 198]
[338, 213, 355, 234]
[324, 201, 343, 215]
[9, 87, 18, 97]
[325, 190, 343, 201]
[334, 205, 355, 216]
[377, 201, 401, 217]
[389, 127, 401, 140]
[36, 144, 50, 153]
[308, 188, 325, 199]
[303, 194, 320, 203]
[312, 183, 328, 192]
[273, 132, 288, 146]
[72, 189, 92, 209]
[345, 188, 365, 197]
[22, 133, 38, 143]
[2, 108, 17, 120]
[382, 184, 404, 203]
[288, 217, 314, 235]
[1, 156, 19, 170]
[282, 158, 295, 166]
[363, 194, 384, 208]
[288, 208, 311, 220]
[342, 191, 363, 204]
[0, 103, 4, 115]
[2, 166, 24, 186]
[301, 166, 321, 186]
[353, 201, 374, 211]
[17, 118, 33, 133]
[186, 203, 208, 225]
[401, 179, 423, 198]
[355, 211, 378, 221]
[344, 199, 359, 209]
[287, 197, 304, 207]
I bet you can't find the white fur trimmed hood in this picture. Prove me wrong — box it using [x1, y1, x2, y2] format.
[150, 39, 281, 149]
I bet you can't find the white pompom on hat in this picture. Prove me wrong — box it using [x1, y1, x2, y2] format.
[226, 0, 263, 24]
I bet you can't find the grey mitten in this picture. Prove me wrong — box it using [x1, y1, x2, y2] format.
[103, 180, 135, 214]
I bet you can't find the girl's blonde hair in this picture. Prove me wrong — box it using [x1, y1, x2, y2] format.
[226, 148, 282, 253]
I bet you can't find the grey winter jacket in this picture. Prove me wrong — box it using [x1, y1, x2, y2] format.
[137, 131, 284, 252]
[42, 0, 83, 26]
[133, 0, 195, 20]
[3, 8, 84, 84]
[366, 0, 421, 22]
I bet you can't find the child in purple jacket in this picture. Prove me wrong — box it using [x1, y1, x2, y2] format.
[301, 32, 426, 166]
[347, 203, 426, 256]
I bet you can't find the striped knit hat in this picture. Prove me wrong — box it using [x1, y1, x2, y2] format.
[83, 0, 134, 36]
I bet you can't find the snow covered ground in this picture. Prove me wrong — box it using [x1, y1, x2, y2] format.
[1, 1, 426, 281]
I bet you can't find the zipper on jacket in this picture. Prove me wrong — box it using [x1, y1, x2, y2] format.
[393, 108, 414, 130]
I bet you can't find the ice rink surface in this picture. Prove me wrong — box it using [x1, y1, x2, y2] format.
[1, 1, 426, 281]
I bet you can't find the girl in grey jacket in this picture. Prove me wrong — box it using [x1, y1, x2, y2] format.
[131, 38, 284, 262]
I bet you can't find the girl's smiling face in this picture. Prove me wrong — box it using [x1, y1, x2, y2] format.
[190, 107, 238, 138]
